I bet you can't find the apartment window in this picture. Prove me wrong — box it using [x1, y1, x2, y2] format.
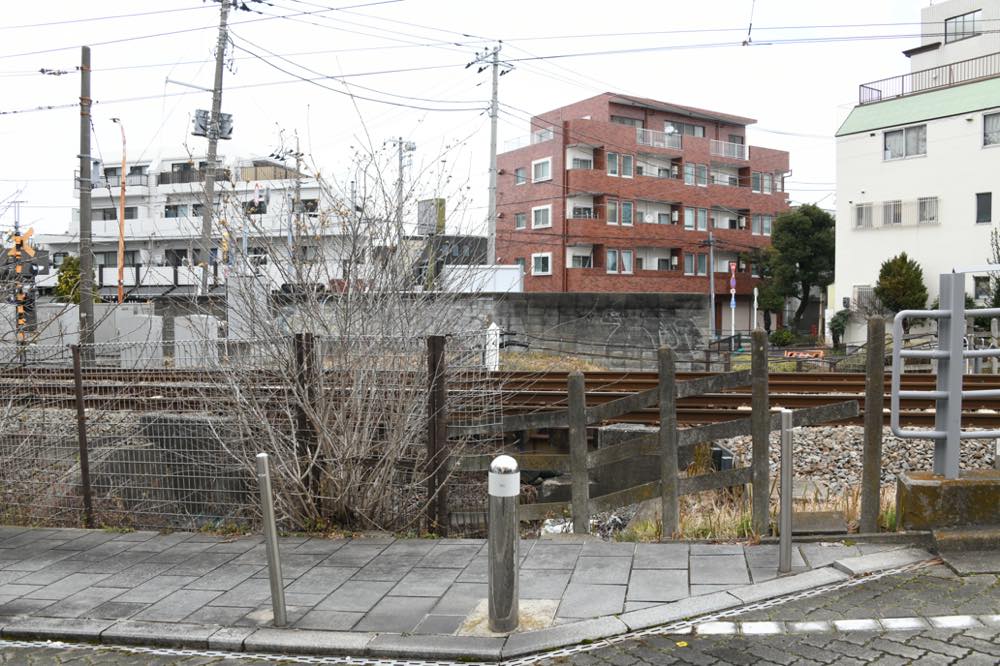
[884, 125, 926, 159]
[571, 157, 593, 170]
[164, 204, 187, 219]
[531, 158, 552, 182]
[658, 212, 673, 225]
[621, 155, 634, 178]
[571, 206, 593, 219]
[683, 253, 695, 275]
[854, 203, 873, 229]
[696, 253, 708, 276]
[883, 200, 902, 225]
[657, 257, 673, 271]
[620, 249, 634, 273]
[728, 134, 744, 145]
[918, 197, 938, 224]
[607, 152, 619, 176]
[607, 199, 619, 225]
[751, 172, 761, 193]
[684, 163, 695, 186]
[514, 212, 527, 229]
[750, 262, 761, 278]
[245, 200, 267, 215]
[514, 257, 526, 273]
[975, 275, 991, 301]
[977, 192, 992, 224]
[571, 254, 593, 268]
[192, 203, 204, 218]
[696, 164, 708, 187]
[611, 115, 643, 128]
[945, 9, 981, 43]
[684, 207, 694, 230]
[532, 204, 552, 228]
[697, 208, 708, 231]
[606, 249, 619, 273]
[762, 215, 773, 236]
[763, 174, 772, 195]
[853, 285, 876, 312]
[621, 201, 634, 226]
[665, 121, 704, 137]
[531, 252, 551, 275]
[752, 214, 762, 235]
[985, 112, 1000, 146]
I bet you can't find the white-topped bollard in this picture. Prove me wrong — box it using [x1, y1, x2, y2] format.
[488, 455, 519, 633]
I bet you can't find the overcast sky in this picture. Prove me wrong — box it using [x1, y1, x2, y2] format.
[1, 0, 930, 235]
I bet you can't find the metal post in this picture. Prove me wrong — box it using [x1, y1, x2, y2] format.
[708, 232, 715, 340]
[658, 346, 679, 538]
[71, 345, 93, 528]
[256, 453, 287, 627]
[488, 454, 519, 633]
[750, 329, 770, 535]
[426, 335, 449, 535]
[991, 318, 998, 374]
[779, 409, 794, 573]
[78, 46, 95, 352]
[860, 317, 885, 533]
[568, 371, 589, 534]
[934, 273, 965, 478]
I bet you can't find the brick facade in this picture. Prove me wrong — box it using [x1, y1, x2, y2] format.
[496, 92, 791, 319]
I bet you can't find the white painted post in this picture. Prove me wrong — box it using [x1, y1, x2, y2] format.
[488, 455, 519, 633]
[485, 321, 501, 372]
[779, 409, 794, 574]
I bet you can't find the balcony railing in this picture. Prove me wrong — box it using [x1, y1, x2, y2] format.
[710, 139, 747, 160]
[636, 127, 682, 150]
[859, 51, 1000, 105]
[710, 172, 742, 187]
[503, 126, 556, 151]
[74, 172, 151, 190]
[157, 168, 230, 185]
[852, 197, 941, 230]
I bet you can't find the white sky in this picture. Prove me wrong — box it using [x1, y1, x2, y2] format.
[0, 0, 930, 235]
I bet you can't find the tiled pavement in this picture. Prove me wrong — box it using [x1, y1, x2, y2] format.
[0, 527, 903, 636]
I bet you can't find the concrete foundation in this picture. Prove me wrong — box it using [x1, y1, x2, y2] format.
[896, 470, 1000, 531]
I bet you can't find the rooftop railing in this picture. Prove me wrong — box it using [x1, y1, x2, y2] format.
[859, 51, 1000, 105]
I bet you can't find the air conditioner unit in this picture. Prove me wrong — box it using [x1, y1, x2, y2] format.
[671, 255, 679, 267]
[670, 165, 680, 177]
[738, 215, 747, 228]
[671, 209, 680, 222]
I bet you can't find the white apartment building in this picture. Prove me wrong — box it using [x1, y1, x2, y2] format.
[832, 0, 1000, 345]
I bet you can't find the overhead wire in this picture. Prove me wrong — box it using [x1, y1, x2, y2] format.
[0, 4, 214, 31]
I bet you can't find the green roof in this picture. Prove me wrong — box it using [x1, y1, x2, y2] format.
[836, 76, 1000, 136]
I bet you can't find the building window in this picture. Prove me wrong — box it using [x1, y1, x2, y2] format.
[985, 112, 1000, 146]
[607, 152, 619, 176]
[53, 252, 68, 267]
[728, 134, 744, 145]
[854, 204, 873, 229]
[531, 158, 552, 183]
[571, 206, 593, 219]
[245, 200, 267, 215]
[658, 212, 673, 225]
[164, 204, 187, 218]
[514, 212, 527, 229]
[696, 253, 708, 276]
[884, 125, 926, 159]
[883, 200, 902, 225]
[665, 121, 704, 137]
[977, 192, 992, 224]
[515, 257, 526, 273]
[696, 164, 708, 187]
[683, 253, 695, 275]
[192, 203, 204, 218]
[752, 214, 762, 235]
[571, 254, 592, 268]
[571, 157, 593, 170]
[515, 167, 527, 185]
[945, 9, 981, 43]
[531, 252, 551, 275]
[621, 201, 634, 226]
[684, 163, 695, 186]
[763, 174, 772, 195]
[657, 257, 674, 271]
[531, 204, 552, 228]
[621, 155, 634, 178]
[620, 249, 634, 273]
[607, 249, 619, 273]
[751, 172, 761, 193]
[697, 208, 708, 231]
[975, 275, 991, 301]
[611, 115, 643, 128]
[607, 199, 619, 225]
[684, 207, 695, 230]
[762, 214, 773, 236]
[918, 197, 938, 224]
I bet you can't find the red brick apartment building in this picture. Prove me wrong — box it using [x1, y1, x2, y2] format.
[496, 93, 790, 332]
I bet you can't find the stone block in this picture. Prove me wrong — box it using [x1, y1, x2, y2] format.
[2, 617, 114, 642]
[243, 628, 374, 655]
[832, 548, 931, 576]
[101, 620, 218, 648]
[368, 634, 504, 661]
[897, 470, 1000, 530]
[501, 616, 628, 658]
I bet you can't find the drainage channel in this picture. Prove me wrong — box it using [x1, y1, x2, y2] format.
[0, 559, 938, 666]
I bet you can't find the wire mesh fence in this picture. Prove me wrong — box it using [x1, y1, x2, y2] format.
[0, 331, 503, 535]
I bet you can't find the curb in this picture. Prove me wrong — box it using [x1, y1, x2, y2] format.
[0, 552, 936, 662]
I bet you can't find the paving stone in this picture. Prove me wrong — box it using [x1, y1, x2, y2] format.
[320, 542, 387, 567]
[102, 619, 218, 648]
[113, 575, 197, 604]
[23, 573, 111, 600]
[295, 609, 363, 630]
[0, 598, 57, 615]
[284, 592, 326, 608]
[369, 633, 504, 660]
[93, 561, 176, 589]
[519, 569, 572, 599]
[40, 586, 126, 618]
[390, 567, 460, 597]
[315, 580, 394, 612]
[207, 626, 255, 651]
[207, 578, 275, 608]
[236, 604, 310, 627]
[633, 543, 689, 569]
[70, 540, 136, 561]
[521, 544, 583, 571]
[623, 601, 659, 612]
[690, 554, 750, 585]
[249, 553, 328, 579]
[0, 549, 76, 572]
[284, 566, 357, 596]
[87, 601, 149, 620]
[696, 621, 738, 634]
[125, 532, 194, 552]
[184, 564, 262, 591]
[205, 538, 263, 554]
[928, 615, 984, 629]
[727, 567, 850, 604]
[144, 541, 216, 562]
[413, 613, 466, 635]
[354, 595, 437, 632]
[1, 616, 114, 641]
[557, 583, 626, 618]
[620, 591, 740, 631]
[291, 538, 349, 555]
[691, 544, 744, 555]
[76, 551, 157, 574]
[431, 582, 487, 615]
[243, 627, 374, 655]
[798, 543, 863, 569]
[110, 530, 159, 542]
[580, 542, 636, 557]
[457, 558, 488, 583]
[626, 568, 688, 603]
[744, 544, 806, 568]
[0, 583, 42, 597]
[131, 588, 222, 622]
[832, 548, 932, 576]
[183, 604, 254, 625]
[0, 571, 28, 586]
[164, 552, 238, 576]
[420, 544, 481, 568]
[880, 616, 931, 631]
[572, 556, 632, 586]
[351, 555, 417, 582]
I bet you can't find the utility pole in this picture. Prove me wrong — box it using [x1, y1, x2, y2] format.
[200, 0, 230, 296]
[386, 137, 416, 240]
[487, 46, 499, 265]
[111, 118, 126, 304]
[703, 232, 716, 340]
[78, 46, 95, 352]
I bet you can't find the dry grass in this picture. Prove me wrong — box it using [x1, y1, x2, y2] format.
[500, 351, 608, 373]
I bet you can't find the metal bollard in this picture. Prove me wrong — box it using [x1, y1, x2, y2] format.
[779, 409, 794, 574]
[256, 453, 287, 627]
[488, 455, 519, 633]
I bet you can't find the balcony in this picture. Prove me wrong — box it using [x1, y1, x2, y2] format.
[503, 126, 556, 151]
[710, 171, 742, 187]
[636, 127, 682, 150]
[74, 172, 151, 190]
[852, 197, 941, 230]
[157, 168, 230, 185]
[859, 52, 1000, 104]
[710, 140, 747, 161]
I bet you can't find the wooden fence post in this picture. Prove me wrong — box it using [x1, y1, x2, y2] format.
[294, 333, 321, 511]
[426, 335, 449, 535]
[658, 347, 679, 538]
[71, 345, 94, 529]
[750, 329, 770, 535]
[860, 317, 885, 533]
[568, 371, 589, 534]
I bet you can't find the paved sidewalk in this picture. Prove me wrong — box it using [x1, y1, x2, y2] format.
[0, 527, 928, 660]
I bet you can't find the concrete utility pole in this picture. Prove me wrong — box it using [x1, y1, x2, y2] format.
[387, 137, 416, 239]
[487, 46, 499, 265]
[78, 46, 95, 351]
[199, 0, 230, 296]
[111, 118, 126, 304]
[706, 232, 716, 340]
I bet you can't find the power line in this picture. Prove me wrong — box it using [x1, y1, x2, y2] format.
[0, 5, 214, 31]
